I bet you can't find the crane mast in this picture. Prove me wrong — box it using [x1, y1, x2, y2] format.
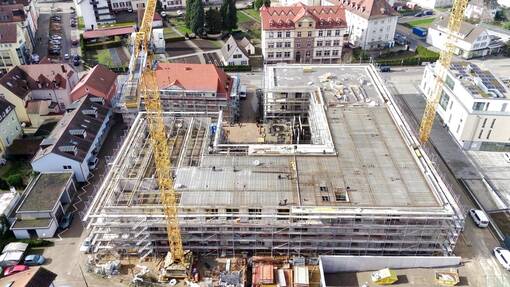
[133, 0, 185, 264]
[418, 0, 470, 143]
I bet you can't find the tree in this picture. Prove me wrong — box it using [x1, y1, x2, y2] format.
[220, 0, 237, 32]
[254, 0, 270, 10]
[205, 8, 222, 34]
[6, 174, 23, 188]
[186, 0, 204, 34]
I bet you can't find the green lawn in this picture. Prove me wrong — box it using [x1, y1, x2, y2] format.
[98, 21, 136, 28]
[241, 8, 261, 22]
[164, 27, 182, 40]
[237, 10, 253, 25]
[407, 17, 436, 28]
[172, 18, 192, 35]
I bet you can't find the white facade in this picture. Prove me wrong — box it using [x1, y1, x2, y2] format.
[498, 0, 510, 7]
[409, 0, 452, 9]
[12, 220, 58, 239]
[427, 24, 490, 59]
[464, 2, 499, 21]
[160, 0, 185, 9]
[0, 104, 21, 157]
[223, 48, 249, 66]
[74, 0, 114, 30]
[345, 11, 398, 49]
[420, 63, 510, 151]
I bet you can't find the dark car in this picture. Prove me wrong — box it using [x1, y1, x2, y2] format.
[379, 65, 391, 72]
[414, 12, 423, 17]
[72, 39, 79, 46]
[73, 56, 80, 66]
[59, 213, 74, 229]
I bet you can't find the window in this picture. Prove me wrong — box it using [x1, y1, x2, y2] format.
[268, 42, 274, 48]
[277, 31, 282, 38]
[318, 30, 323, 37]
[473, 102, 486, 111]
[285, 31, 291, 37]
[297, 32, 302, 37]
[63, 165, 72, 170]
[305, 50, 311, 57]
[320, 185, 328, 192]
[284, 51, 290, 58]
[276, 52, 282, 58]
[478, 129, 484, 139]
[324, 50, 330, 56]
[269, 32, 274, 38]
[316, 50, 322, 57]
[445, 75, 455, 90]
[439, 91, 449, 110]
[487, 130, 492, 139]
[284, 42, 291, 48]
[307, 40, 311, 47]
[332, 50, 338, 56]
[248, 208, 262, 220]
[296, 42, 301, 48]
[308, 31, 312, 37]
[322, 196, 330, 202]
[502, 103, 507, 112]
[326, 30, 331, 36]
[325, 40, 331, 46]
[335, 29, 340, 36]
[268, 52, 274, 58]
[276, 42, 282, 48]
[233, 54, 242, 59]
[490, 119, 496, 128]
[482, 118, 487, 128]
[335, 190, 349, 202]
[333, 40, 340, 46]
[317, 41, 323, 47]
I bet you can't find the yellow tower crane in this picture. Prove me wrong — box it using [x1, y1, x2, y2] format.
[418, 0, 470, 143]
[131, 0, 188, 278]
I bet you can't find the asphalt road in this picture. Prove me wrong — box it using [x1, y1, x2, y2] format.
[381, 67, 510, 286]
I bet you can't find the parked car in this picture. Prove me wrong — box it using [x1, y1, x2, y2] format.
[128, 8, 133, 12]
[4, 265, 28, 276]
[88, 157, 99, 170]
[71, 22, 76, 28]
[64, 53, 70, 60]
[379, 65, 391, 72]
[49, 40, 61, 45]
[80, 236, 93, 253]
[414, 12, 422, 17]
[51, 16, 61, 21]
[51, 35, 62, 40]
[72, 39, 79, 46]
[469, 209, 489, 228]
[73, 56, 80, 66]
[24, 255, 45, 266]
[59, 213, 74, 229]
[494, 247, 510, 270]
[423, 10, 433, 15]
[49, 49, 61, 55]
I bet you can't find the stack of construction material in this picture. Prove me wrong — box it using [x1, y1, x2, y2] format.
[293, 266, 309, 287]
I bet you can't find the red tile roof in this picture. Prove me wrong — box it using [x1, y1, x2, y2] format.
[155, 63, 232, 97]
[329, 0, 398, 19]
[83, 26, 135, 39]
[260, 3, 347, 30]
[70, 64, 117, 102]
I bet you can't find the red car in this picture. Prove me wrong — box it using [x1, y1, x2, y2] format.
[4, 265, 28, 276]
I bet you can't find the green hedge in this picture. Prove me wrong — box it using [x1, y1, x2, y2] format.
[220, 65, 252, 72]
[375, 46, 439, 66]
[165, 36, 186, 42]
[85, 37, 123, 50]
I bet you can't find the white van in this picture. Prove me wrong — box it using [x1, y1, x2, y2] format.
[469, 209, 489, 228]
[494, 247, 510, 270]
[239, 85, 247, 99]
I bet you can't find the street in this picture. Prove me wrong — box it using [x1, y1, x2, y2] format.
[381, 66, 510, 286]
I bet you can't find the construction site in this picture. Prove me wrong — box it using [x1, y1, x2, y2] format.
[83, 64, 464, 269]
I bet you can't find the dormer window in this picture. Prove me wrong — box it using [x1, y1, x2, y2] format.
[58, 144, 78, 156]
[70, 128, 87, 138]
[82, 109, 98, 118]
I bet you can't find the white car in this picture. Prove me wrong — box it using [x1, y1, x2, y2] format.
[494, 247, 510, 270]
[469, 209, 489, 228]
[64, 53, 70, 60]
[176, 10, 183, 16]
[80, 236, 93, 253]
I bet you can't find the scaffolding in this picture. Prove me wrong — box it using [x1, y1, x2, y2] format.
[84, 64, 464, 260]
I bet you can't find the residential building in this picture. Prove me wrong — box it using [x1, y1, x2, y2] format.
[153, 63, 240, 122]
[323, 0, 399, 49]
[74, 0, 115, 30]
[160, 0, 185, 9]
[10, 172, 76, 239]
[0, 266, 57, 287]
[0, 64, 79, 127]
[0, 23, 31, 73]
[427, 17, 497, 59]
[0, 4, 37, 51]
[260, 4, 348, 64]
[70, 64, 118, 104]
[220, 36, 254, 66]
[0, 98, 22, 157]
[420, 62, 510, 151]
[31, 95, 112, 182]
[464, 0, 500, 22]
[407, 0, 452, 9]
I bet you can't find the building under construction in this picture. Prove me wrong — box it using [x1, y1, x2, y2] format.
[84, 64, 464, 260]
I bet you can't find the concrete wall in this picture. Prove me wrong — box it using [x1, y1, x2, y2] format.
[0, 108, 22, 156]
[319, 255, 461, 273]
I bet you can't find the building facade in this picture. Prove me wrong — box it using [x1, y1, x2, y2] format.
[10, 172, 76, 239]
[427, 17, 493, 59]
[220, 36, 253, 66]
[0, 99, 22, 158]
[421, 62, 510, 151]
[260, 4, 348, 64]
[31, 96, 112, 182]
[0, 23, 30, 73]
[407, 0, 452, 9]
[153, 63, 240, 122]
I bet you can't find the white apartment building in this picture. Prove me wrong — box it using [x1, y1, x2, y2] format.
[427, 17, 494, 59]
[260, 4, 348, 64]
[421, 62, 510, 151]
[74, 0, 115, 30]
